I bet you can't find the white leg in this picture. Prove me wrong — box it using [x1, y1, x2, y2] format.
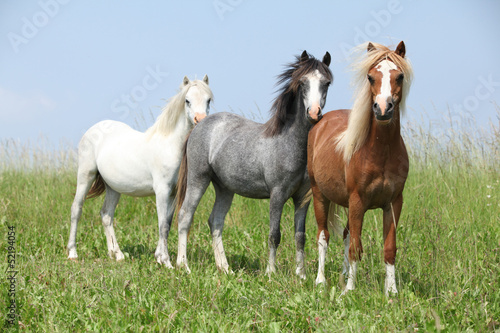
[176, 186, 208, 274]
[295, 249, 306, 280]
[292, 195, 308, 280]
[212, 229, 229, 273]
[343, 261, 358, 294]
[265, 247, 277, 276]
[154, 188, 175, 268]
[68, 168, 96, 259]
[68, 197, 85, 259]
[208, 186, 233, 273]
[385, 263, 398, 296]
[315, 230, 328, 285]
[101, 187, 124, 261]
[176, 230, 191, 273]
[342, 233, 350, 276]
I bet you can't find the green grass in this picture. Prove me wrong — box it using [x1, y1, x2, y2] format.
[0, 117, 499, 332]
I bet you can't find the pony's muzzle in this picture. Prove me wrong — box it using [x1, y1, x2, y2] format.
[373, 98, 394, 123]
[307, 104, 323, 124]
[194, 113, 206, 125]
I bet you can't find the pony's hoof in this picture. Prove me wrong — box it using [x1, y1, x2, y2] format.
[295, 267, 306, 280]
[67, 248, 78, 259]
[176, 262, 191, 274]
[155, 253, 173, 268]
[217, 265, 231, 274]
[385, 285, 398, 297]
[156, 258, 174, 269]
[112, 251, 125, 261]
[315, 274, 326, 285]
[341, 284, 355, 296]
[265, 266, 276, 276]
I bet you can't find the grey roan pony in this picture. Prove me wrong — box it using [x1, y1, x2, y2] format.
[176, 51, 332, 278]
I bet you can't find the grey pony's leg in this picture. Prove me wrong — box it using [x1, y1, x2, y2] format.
[176, 177, 211, 273]
[154, 185, 176, 268]
[208, 183, 234, 273]
[292, 193, 309, 280]
[100, 186, 124, 260]
[265, 189, 288, 275]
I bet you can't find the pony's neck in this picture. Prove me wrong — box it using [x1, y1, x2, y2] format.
[148, 111, 192, 141]
[288, 88, 312, 137]
[172, 114, 192, 137]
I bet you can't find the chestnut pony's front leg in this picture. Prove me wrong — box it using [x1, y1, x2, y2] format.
[344, 193, 364, 294]
[383, 194, 403, 295]
[312, 190, 331, 285]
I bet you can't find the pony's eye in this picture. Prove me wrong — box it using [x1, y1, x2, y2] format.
[396, 73, 404, 83]
[367, 75, 375, 85]
[185, 99, 191, 106]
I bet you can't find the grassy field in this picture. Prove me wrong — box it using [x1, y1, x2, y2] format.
[0, 115, 499, 332]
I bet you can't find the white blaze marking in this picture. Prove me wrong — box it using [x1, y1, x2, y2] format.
[303, 69, 324, 114]
[375, 60, 397, 114]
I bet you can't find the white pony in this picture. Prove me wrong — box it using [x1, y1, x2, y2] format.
[67, 75, 213, 268]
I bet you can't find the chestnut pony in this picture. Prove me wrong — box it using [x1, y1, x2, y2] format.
[307, 41, 413, 295]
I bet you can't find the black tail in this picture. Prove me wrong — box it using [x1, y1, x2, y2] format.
[86, 172, 106, 199]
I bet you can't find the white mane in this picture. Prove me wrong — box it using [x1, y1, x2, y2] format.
[146, 79, 213, 137]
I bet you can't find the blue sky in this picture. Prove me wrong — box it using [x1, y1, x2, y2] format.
[1, 0, 499, 145]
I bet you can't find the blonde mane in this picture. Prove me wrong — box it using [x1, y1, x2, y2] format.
[146, 79, 213, 137]
[336, 42, 413, 162]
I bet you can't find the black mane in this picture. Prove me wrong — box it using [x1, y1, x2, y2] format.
[263, 52, 332, 137]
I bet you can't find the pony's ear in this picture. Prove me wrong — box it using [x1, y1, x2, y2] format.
[183, 76, 190, 86]
[367, 42, 376, 53]
[300, 50, 309, 63]
[322, 52, 331, 67]
[202, 74, 209, 85]
[395, 41, 406, 58]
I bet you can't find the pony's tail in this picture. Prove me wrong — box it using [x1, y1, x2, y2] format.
[176, 131, 191, 213]
[327, 203, 344, 238]
[86, 172, 106, 199]
[300, 188, 313, 208]
[301, 190, 345, 238]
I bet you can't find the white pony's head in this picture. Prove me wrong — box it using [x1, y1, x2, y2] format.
[147, 75, 213, 137]
[183, 74, 212, 125]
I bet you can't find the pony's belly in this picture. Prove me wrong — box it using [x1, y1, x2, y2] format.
[107, 180, 154, 197]
[96, 152, 155, 197]
[313, 170, 350, 207]
[214, 175, 270, 199]
[322, 183, 349, 207]
[99, 170, 155, 197]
